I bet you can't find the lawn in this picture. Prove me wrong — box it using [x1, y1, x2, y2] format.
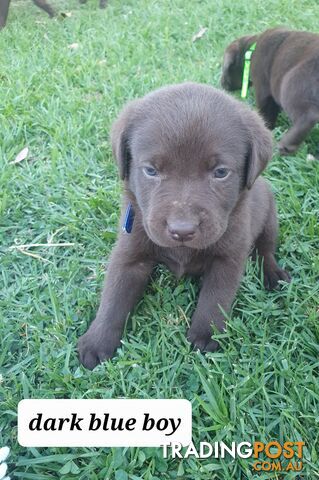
[0, 0, 318, 478]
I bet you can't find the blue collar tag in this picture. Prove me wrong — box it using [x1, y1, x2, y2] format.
[122, 203, 135, 233]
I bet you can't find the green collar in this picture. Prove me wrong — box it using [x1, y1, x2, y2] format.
[241, 42, 256, 98]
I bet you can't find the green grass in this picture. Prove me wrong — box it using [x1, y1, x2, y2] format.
[0, 0, 318, 478]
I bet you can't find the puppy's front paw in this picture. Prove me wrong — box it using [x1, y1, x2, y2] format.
[187, 328, 220, 353]
[278, 142, 298, 156]
[264, 266, 291, 290]
[78, 327, 119, 370]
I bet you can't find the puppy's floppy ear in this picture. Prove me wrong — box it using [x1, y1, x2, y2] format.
[222, 35, 257, 71]
[244, 111, 273, 189]
[222, 44, 239, 72]
[111, 99, 141, 180]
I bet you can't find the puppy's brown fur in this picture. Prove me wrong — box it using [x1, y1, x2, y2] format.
[221, 27, 319, 155]
[79, 0, 107, 9]
[78, 82, 290, 370]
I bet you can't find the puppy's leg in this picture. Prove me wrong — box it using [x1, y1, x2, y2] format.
[255, 91, 281, 130]
[0, 0, 10, 29]
[78, 242, 154, 369]
[187, 255, 246, 352]
[99, 0, 107, 8]
[254, 195, 290, 289]
[32, 0, 55, 17]
[278, 111, 319, 155]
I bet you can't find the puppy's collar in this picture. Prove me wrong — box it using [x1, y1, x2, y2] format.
[241, 42, 256, 99]
[122, 203, 135, 233]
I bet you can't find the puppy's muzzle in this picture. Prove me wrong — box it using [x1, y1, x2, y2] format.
[221, 76, 233, 91]
[167, 220, 198, 242]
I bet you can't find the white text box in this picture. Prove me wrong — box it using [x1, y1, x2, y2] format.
[18, 399, 192, 447]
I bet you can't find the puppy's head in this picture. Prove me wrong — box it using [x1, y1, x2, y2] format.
[111, 83, 272, 249]
[221, 35, 257, 91]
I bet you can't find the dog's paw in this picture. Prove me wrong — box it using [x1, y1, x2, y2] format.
[264, 266, 291, 290]
[278, 142, 298, 156]
[187, 328, 220, 353]
[77, 329, 117, 370]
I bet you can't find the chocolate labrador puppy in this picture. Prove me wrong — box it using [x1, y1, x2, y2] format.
[78, 82, 290, 370]
[221, 27, 319, 155]
[0, 0, 55, 29]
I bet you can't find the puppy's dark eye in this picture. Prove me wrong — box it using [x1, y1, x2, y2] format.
[213, 167, 229, 179]
[143, 166, 158, 177]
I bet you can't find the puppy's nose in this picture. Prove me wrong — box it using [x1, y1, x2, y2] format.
[167, 221, 197, 242]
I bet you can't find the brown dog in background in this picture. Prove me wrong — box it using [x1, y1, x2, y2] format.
[221, 27, 319, 156]
[0, 0, 107, 29]
[77, 82, 290, 370]
[0, 0, 54, 28]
